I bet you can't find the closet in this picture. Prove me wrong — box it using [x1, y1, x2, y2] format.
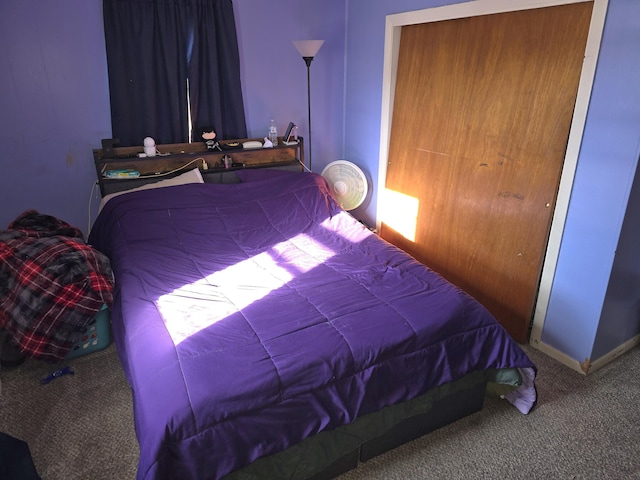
[380, 2, 594, 342]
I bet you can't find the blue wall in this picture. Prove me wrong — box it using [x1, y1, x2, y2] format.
[538, 0, 640, 363]
[594, 150, 640, 359]
[1, 0, 638, 367]
[233, 0, 345, 174]
[0, 2, 111, 234]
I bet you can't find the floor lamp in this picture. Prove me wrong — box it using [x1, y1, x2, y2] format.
[293, 40, 324, 172]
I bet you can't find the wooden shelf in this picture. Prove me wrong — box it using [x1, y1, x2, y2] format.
[93, 138, 304, 196]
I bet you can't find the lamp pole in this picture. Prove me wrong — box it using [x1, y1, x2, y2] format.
[303, 56, 313, 172]
[293, 40, 324, 173]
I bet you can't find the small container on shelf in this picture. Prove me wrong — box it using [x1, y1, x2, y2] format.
[269, 119, 278, 146]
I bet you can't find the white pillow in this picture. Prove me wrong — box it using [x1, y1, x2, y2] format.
[99, 168, 204, 212]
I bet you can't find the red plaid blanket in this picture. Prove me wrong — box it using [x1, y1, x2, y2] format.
[0, 210, 114, 362]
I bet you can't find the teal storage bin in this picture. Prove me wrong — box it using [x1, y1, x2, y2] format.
[66, 305, 111, 360]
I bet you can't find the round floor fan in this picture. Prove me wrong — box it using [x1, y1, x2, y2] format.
[321, 160, 368, 211]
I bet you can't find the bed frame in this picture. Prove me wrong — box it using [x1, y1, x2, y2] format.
[225, 371, 488, 479]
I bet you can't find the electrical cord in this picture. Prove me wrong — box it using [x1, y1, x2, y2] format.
[87, 180, 99, 237]
[298, 158, 312, 173]
[111, 157, 207, 180]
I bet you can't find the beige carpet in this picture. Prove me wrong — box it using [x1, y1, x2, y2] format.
[0, 343, 138, 479]
[1, 341, 639, 479]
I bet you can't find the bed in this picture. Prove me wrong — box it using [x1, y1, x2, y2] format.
[88, 168, 537, 480]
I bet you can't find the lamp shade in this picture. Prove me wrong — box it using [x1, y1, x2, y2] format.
[293, 40, 325, 58]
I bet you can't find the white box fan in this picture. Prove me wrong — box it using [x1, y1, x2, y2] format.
[321, 160, 368, 211]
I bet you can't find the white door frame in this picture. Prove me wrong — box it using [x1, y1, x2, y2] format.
[377, 0, 609, 354]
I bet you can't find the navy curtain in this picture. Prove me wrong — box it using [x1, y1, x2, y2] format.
[103, 0, 246, 147]
[189, 0, 247, 140]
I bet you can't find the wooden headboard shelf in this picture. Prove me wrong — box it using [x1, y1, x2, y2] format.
[93, 137, 304, 196]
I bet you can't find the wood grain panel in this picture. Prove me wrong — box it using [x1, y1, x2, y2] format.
[382, 3, 593, 342]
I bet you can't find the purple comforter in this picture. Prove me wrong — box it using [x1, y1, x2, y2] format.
[89, 171, 536, 480]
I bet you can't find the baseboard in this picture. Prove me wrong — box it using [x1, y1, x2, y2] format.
[588, 333, 640, 374]
[530, 333, 640, 375]
[528, 338, 586, 375]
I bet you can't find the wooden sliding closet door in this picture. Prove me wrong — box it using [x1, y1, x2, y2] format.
[382, 3, 593, 342]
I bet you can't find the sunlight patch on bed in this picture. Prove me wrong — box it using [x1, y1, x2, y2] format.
[379, 188, 419, 242]
[157, 233, 336, 344]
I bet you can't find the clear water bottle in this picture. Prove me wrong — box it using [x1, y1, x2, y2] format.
[269, 119, 278, 146]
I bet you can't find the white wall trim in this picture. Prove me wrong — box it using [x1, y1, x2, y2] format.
[529, 340, 588, 375]
[377, 0, 609, 368]
[531, 331, 640, 375]
[588, 333, 640, 374]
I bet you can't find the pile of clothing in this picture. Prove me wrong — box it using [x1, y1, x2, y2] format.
[0, 210, 113, 364]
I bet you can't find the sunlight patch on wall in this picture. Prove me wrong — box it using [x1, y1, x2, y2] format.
[379, 188, 419, 242]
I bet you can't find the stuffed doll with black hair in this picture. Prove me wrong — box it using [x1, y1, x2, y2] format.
[196, 126, 222, 152]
